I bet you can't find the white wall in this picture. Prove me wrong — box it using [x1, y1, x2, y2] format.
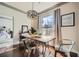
[76, 3, 79, 52]
[0, 5, 31, 44]
[58, 3, 77, 52]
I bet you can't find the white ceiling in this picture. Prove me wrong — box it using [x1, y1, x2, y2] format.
[5, 2, 59, 13]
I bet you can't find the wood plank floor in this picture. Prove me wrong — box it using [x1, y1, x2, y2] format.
[0, 45, 54, 57]
[0, 47, 24, 57]
[0, 42, 78, 57]
[0, 43, 67, 57]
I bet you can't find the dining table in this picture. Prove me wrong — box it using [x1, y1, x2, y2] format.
[22, 34, 56, 57]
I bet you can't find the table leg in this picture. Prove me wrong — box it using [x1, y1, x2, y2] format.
[40, 43, 44, 57]
[54, 50, 56, 57]
[42, 43, 46, 57]
[44, 43, 46, 57]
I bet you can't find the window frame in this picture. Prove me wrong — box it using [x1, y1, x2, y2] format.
[39, 11, 55, 29]
[38, 10, 55, 35]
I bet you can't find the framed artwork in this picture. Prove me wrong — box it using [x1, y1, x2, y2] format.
[21, 25, 28, 33]
[0, 15, 14, 38]
[61, 12, 75, 27]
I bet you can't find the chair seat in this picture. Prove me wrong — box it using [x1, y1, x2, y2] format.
[59, 48, 70, 52]
[55, 44, 60, 50]
[26, 41, 36, 48]
[20, 36, 26, 39]
[29, 42, 36, 47]
[26, 46, 36, 50]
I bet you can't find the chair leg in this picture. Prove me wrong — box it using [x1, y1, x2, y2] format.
[54, 50, 57, 57]
[24, 49, 31, 57]
[41, 43, 45, 57]
[66, 52, 70, 57]
[24, 49, 29, 57]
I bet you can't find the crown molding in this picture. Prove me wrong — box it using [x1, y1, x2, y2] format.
[0, 2, 68, 15]
[38, 2, 69, 15]
[0, 2, 27, 14]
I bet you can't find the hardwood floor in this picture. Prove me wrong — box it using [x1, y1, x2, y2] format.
[0, 44, 54, 57]
[0, 43, 67, 57]
[0, 45, 25, 57]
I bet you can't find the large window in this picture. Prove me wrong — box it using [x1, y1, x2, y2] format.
[39, 12, 55, 35]
[42, 15, 54, 28]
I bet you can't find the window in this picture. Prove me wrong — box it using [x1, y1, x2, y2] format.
[39, 13, 55, 35]
[42, 15, 54, 28]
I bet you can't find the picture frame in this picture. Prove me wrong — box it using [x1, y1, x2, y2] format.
[61, 12, 75, 27]
[21, 25, 28, 33]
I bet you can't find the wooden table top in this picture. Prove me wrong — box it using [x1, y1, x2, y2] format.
[25, 34, 56, 43]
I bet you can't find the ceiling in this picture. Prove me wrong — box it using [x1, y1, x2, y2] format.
[5, 2, 60, 13]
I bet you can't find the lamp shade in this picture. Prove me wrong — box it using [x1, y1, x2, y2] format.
[27, 10, 38, 18]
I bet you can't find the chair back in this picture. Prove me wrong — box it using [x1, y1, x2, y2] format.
[59, 39, 75, 52]
[19, 25, 29, 41]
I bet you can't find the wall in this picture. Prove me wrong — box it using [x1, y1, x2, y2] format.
[76, 3, 79, 52]
[58, 2, 78, 52]
[0, 5, 31, 44]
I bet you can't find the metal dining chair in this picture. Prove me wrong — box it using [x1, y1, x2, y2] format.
[58, 39, 75, 57]
[19, 25, 37, 56]
[22, 39, 37, 57]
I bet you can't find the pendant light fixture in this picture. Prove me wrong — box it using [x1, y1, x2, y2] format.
[27, 2, 38, 18]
